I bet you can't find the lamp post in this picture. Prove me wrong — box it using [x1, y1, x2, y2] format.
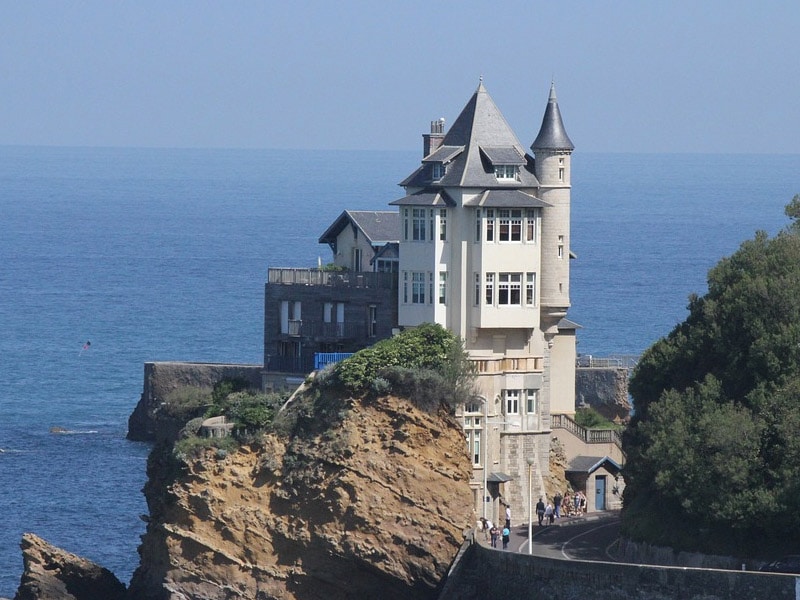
[527, 455, 536, 555]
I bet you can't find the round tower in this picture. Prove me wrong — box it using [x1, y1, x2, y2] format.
[531, 82, 573, 327]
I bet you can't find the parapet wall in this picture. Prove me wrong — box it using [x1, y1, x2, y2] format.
[439, 540, 797, 600]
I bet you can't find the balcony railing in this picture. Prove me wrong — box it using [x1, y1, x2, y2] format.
[268, 268, 398, 290]
[277, 320, 367, 340]
[551, 413, 623, 449]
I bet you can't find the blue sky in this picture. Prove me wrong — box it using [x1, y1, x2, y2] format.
[2, 1, 798, 153]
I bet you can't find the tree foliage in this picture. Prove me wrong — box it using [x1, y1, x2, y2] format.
[321, 323, 476, 411]
[623, 200, 800, 557]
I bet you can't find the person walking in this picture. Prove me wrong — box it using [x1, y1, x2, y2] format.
[490, 524, 499, 548]
[505, 504, 511, 529]
[554, 492, 562, 519]
[535, 497, 545, 526]
[501, 526, 510, 550]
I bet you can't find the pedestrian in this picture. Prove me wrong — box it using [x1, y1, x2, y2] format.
[505, 504, 511, 529]
[535, 497, 545, 526]
[579, 491, 586, 514]
[501, 526, 510, 550]
[485, 518, 493, 542]
[554, 492, 562, 519]
[573, 491, 581, 514]
[479, 517, 489, 540]
[490, 524, 499, 548]
[544, 502, 554, 525]
[563, 492, 572, 517]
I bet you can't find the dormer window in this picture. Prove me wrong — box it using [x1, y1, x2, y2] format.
[494, 164, 518, 180]
[431, 162, 445, 180]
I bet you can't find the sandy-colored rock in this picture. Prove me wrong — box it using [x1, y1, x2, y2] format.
[14, 533, 126, 600]
[129, 393, 474, 600]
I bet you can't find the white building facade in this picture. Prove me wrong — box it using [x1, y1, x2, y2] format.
[390, 81, 577, 526]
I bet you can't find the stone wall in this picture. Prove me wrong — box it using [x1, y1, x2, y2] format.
[439, 540, 798, 600]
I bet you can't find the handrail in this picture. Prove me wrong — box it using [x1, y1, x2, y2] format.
[551, 413, 623, 450]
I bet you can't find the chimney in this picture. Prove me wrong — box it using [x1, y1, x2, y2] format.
[422, 118, 445, 157]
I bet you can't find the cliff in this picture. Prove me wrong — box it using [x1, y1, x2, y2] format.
[127, 390, 473, 599]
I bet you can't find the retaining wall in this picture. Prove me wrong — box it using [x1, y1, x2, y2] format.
[439, 540, 799, 600]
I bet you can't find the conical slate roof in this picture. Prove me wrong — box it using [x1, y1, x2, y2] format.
[400, 81, 539, 188]
[531, 82, 574, 152]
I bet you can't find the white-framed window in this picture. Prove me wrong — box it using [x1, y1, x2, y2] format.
[485, 209, 494, 242]
[412, 208, 427, 241]
[526, 389, 538, 414]
[505, 390, 520, 415]
[475, 209, 481, 242]
[352, 247, 362, 271]
[438, 271, 447, 304]
[526, 209, 537, 243]
[484, 273, 494, 305]
[439, 208, 447, 241]
[494, 164, 517, 180]
[463, 402, 483, 465]
[402, 271, 408, 303]
[432, 162, 445, 180]
[525, 273, 536, 306]
[428, 272, 434, 304]
[403, 208, 409, 240]
[412, 271, 425, 304]
[429, 209, 435, 241]
[558, 157, 565, 182]
[474, 273, 480, 306]
[558, 235, 564, 259]
[498, 209, 522, 242]
[498, 273, 522, 306]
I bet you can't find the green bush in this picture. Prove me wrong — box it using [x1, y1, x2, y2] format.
[574, 407, 619, 430]
[323, 323, 476, 409]
[173, 435, 238, 463]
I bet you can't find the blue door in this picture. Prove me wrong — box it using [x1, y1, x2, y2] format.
[595, 475, 606, 511]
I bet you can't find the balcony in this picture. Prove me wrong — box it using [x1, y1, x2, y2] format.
[268, 268, 397, 290]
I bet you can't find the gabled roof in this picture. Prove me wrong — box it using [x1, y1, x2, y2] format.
[318, 210, 399, 246]
[389, 189, 457, 207]
[566, 455, 622, 475]
[400, 82, 540, 189]
[531, 82, 574, 152]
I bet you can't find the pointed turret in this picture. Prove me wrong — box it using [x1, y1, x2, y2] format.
[531, 82, 574, 152]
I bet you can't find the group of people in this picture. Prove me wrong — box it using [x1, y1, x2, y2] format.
[478, 491, 589, 550]
[535, 490, 587, 525]
[478, 517, 510, 550]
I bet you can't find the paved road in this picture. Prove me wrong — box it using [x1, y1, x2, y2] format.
[480, 511, 622, 562]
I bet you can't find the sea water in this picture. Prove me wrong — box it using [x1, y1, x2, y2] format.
[0, 147, 796, 595]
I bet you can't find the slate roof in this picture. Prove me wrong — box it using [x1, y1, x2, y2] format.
[318, 210, 400, 246]
[388, 189, 457, 207]
[487, 472, 515, 483]
[557, 318, 582, 330]
[462, 189, 551, 208]
[399, 82, 540, 189]
[566, 456, 622, 475]
[531, 82, 574, 151]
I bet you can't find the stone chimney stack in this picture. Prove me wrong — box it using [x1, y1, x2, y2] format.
[422, 118, 445, 157]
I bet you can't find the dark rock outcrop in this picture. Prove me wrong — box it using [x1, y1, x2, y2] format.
[14, 533, 126, 600]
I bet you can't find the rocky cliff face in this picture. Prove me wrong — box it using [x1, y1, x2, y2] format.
[127, 392, 473, 599]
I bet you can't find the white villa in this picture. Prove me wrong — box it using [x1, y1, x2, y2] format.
[389, 81, 578, 525]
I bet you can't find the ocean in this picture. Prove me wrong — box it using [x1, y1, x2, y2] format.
[0, 146, 797, 595]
